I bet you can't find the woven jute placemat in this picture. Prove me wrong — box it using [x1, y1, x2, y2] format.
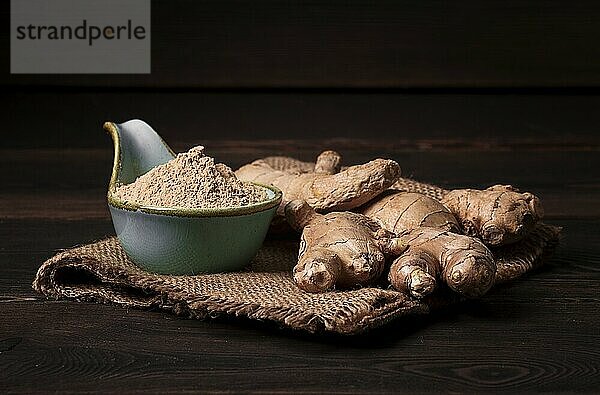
[32, 179, 561, 335]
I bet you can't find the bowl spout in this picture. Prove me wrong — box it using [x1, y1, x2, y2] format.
[104, 120, 175, 187]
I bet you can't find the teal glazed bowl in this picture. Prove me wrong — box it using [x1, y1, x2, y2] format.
[105, 120, 282, 275]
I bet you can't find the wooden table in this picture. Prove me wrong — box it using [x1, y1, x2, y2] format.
[1, 124, 599, 392]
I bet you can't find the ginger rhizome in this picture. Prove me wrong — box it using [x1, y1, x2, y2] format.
[313, 150, 342, 175]
[361, 190, 495, 298]
[388, 228, 496, 298]
[255, 153, 544, 246]
[236, 155, 400, 213]
[361, 191, 460, 233]
[440, 185, 544, 246]
[285, 200, 406, 293]
[238, 151, 541, 299]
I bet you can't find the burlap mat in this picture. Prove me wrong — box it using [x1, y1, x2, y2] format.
[32, 179, 561, 335]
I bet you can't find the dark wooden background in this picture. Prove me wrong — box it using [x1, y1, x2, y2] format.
[3, 0, 600, 88]
[1, 0, 599, 393]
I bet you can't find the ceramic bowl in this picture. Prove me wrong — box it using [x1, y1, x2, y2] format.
[105, 120, 282, 275]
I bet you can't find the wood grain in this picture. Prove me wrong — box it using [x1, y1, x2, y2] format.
[3, 1, 600, 88]
[1, 146, 598, 219]
[4, 91, 600, 149]
[0, 218, 598, 392]
[1, 141, 598, 392]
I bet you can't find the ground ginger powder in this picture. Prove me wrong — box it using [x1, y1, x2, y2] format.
[115, 146, 267, 209]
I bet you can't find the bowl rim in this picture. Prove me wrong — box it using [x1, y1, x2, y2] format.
[109, 182, 282, 217]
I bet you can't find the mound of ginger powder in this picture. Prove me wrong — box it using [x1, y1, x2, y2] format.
[115, 146, 267, 209]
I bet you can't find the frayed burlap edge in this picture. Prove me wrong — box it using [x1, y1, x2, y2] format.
[32, 221, 560, 335]
[32, 238, 430, 334]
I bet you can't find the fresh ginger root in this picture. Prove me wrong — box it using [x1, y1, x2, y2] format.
[236, 153, 400, 213]
[389, 228, 496, 298]
[285, 200, 407, 293]
[246, 153, 534, 298]
[313, 150, 342, 174]
[361, 191, 495, 298]
[258, 155, 544, 246]
[361, 191, 460, 233]
[440, 185, 544, 246]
